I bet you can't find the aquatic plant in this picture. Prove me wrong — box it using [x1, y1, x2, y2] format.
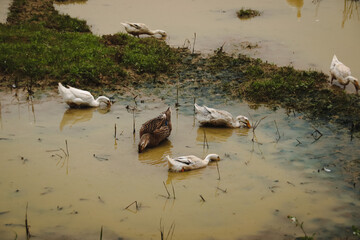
[237, 8, 262, 19]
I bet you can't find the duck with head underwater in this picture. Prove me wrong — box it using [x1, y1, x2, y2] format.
[58, 83, 111, 108]
[138, 107, 172, 153]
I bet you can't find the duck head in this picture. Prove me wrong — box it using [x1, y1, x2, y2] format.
[153, 30, 167, 39]
[236, 115, 251, 128]
[138, 133, 150, 153]
[206, 154, 221, 162]
[347, 76, 359, 94]
[96, 96, 112, 107]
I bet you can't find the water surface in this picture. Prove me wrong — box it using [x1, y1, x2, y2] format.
[0, 89, 359, 239]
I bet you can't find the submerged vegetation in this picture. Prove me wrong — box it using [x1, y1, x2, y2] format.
[237, 8, 262, 19]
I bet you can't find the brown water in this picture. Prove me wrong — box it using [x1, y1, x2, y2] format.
[54, 0, 360, 93]
[0, 89, 359, 239]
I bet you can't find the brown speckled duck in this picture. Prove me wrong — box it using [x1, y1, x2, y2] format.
[138, 107, 172, 153]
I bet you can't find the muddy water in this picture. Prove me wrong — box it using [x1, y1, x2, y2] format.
[54, 0, 360, 93]
[0, 89, 359, 240]
[0, 0, 12, 23]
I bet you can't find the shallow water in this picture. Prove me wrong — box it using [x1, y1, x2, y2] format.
[0, 89, 359, 239]
[54, 0, 360, 93]
[0, 0, 12, 23]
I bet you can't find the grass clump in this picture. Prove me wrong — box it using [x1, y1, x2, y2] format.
[103, 34, 180, 74]
[7, 0, 90, 33]
[0, 24, 124, 86]
[237, 8, 261, 19]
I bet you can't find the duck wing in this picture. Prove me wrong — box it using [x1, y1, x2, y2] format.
[147, 125, 171, 147]
[139, 113, 167, 137]
[129, 23, 147, 30]
[66, 86, 95, 103]
[195, 104, 235, 126]
[58, 83, 74, 100]
[173, 155, 199, 165]
[330, 55, 340, 70]
[331, 63, 351, 79]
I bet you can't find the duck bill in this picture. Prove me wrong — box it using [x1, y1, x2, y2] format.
[246, 120, 251, 128]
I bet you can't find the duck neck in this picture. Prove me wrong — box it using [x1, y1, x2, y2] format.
[138, 134, 150, 153]
[91, 98, 101, 107]
[204, 154, 216, 163]
[233, 121, 241, 128]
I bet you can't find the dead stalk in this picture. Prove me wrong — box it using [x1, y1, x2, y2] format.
[133, 111, 136, 134]
[125, 200, 139, 210]
[65, 140, 69, 157]
[163, 181, 171, 198]
[216, 161, 221, 180]
[203, 129, 209, 149]
[171, 181, 176, 199]
[199, 194, 206, 202]
[216, 187, 227, 193]
[25, 203, 30, 240]
[114, 124, 117, 139]
[100, 226, 103, 240]
[160, 218, 175, 240]
[249, 114, 267, 142]
[311, 126, 323, 141]
[192, 32, 197, 54]
[274, 120, 280, 142]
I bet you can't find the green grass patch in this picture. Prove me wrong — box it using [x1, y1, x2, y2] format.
[7, 0, 90, 33]
[237, 8, 261, 19]
[0, 23, 124, 85]
[102, 34, 180, 74]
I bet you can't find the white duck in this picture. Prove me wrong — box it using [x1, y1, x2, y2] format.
[58, 83, 111, 108]
[121, 22, 167, 39]
[330, 55, 359, 94]
[194, 103, 251, 128]
[167, 154, 220, 172]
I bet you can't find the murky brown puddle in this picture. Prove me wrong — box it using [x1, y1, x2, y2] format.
[0, 89, 359, 239]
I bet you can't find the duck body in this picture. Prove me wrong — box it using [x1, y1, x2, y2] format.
[194, 103, 251, 128]
[121, 22, 167, 39]
[138, 107, 172, 153]
[58, 83, 111, 108]
[330, 55, 359, 93]
[167, 154, 220, 172]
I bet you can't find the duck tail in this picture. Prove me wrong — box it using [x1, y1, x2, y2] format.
[194, 103, 201, 113]
[331, 54, 339, 68]
[58, 82, 66, 97]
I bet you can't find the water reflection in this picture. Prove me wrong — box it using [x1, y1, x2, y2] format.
[59, 107, 109, 131]
[286, 0, 304, 18]
[138, 139, 173, 166]
[195, 126, 250, 143]
[55, 0, 88, 5]
[342, 0, 360, 27]
[166, 167, 203, 184]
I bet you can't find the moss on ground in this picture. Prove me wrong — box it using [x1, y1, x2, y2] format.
[237, 8, 262, 19]
[7, 0, 90, 32]
[0, 24, 124, 86]
[102, 34, 180, 74]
